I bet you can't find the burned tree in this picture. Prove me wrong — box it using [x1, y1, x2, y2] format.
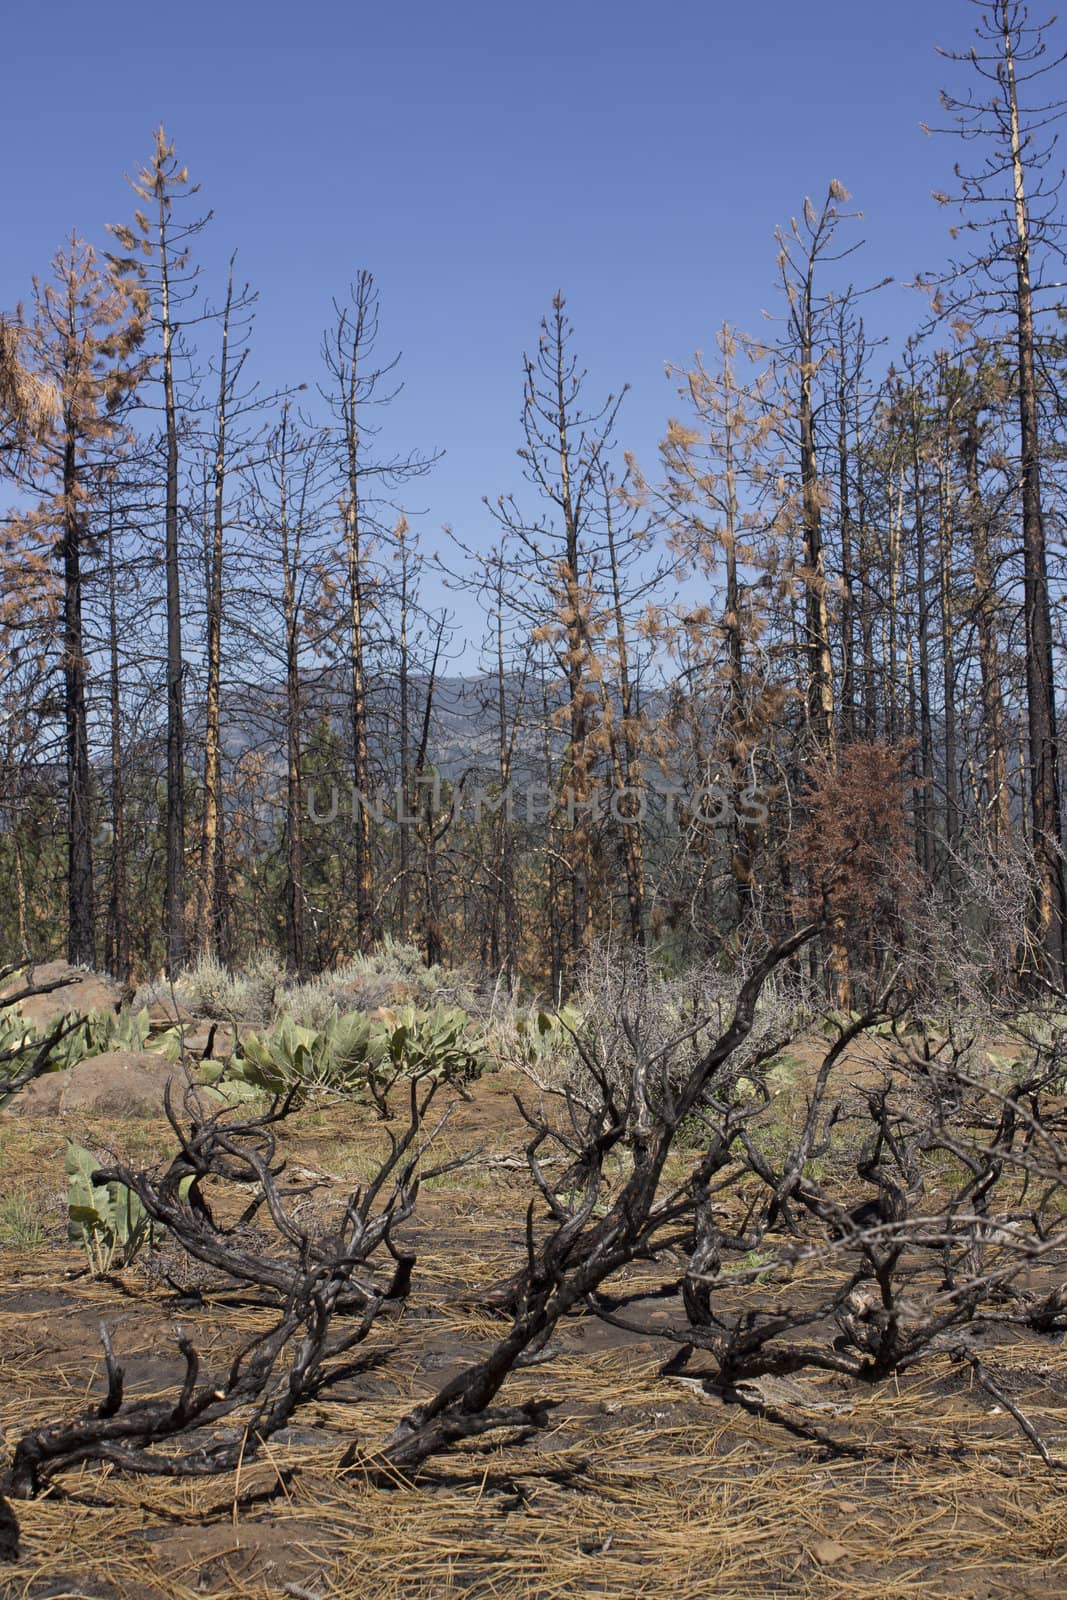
[2, 1064, 471, 1539]
[924, 0, 1067, 979]
[319, 271, 438, 952]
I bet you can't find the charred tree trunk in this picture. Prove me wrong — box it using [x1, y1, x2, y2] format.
[279, 416, 305, 976]
[159, 192, 186, 977]
[61, 425, 94, 968]
[196, 263, 234, 963]
[601, 476, 646, 945]
[910, 386, 936, 882]
[962, 414, 1010, 853]
[836, 313, 857, 746]
[1003, 16, 1066, 979]
[104, 510, 129, 980]
[936, 373, 960, 873]
[798, 302, 836, 766]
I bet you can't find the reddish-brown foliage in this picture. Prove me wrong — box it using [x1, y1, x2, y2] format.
[792, 742, 924, 932]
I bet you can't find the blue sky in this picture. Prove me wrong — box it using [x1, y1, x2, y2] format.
[3, 0, 989, 652]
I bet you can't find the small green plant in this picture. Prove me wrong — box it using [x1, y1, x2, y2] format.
[220, 1004, 488, 1104]
[325, 1011, 392, 1084]
[226, 1011, 389, 1099]
[69, 1007, 182, 1065]
[225, 1018, 321, 1096]
[721, 1247, 777, 1283]
[0, 1192, 48, 1249]
[0, 1012, 36, 1058]
[3, 1007, 185, 1079]
[376, 1004, 489, 1089]
[65, 1140, 153, 1276]
[196, 1059, 269, 1105]
[730, 1050, 807, 1103]
[0, 1014, 44, 1106]
[512, 1005, 582, 1077]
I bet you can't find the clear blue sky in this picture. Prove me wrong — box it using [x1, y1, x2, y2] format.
[3, 0, 993, 647]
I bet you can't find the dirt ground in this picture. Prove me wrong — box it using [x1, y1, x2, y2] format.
[2, 1066, 1066, 1600]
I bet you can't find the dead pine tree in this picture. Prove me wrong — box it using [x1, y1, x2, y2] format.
[238, 405, 331, 975]
[594, 461, 653, 947]
[195, 255, 259, 965]
[490, 293, 627, 989]
[437, 523, 536, 981]
[0, 317, 57, 466]
[12, 236, 147, 968]
[102, 477, 131, 979]
[659, 325, 785, 935]
[109, 127, 213, 976]
[923, 0, 1067, 980]
[320, 271, 439, 953]
[757, 185, 887, 1003]
[956, 346, 1013, 854]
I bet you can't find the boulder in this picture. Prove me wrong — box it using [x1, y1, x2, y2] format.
[5, 1070, 65, 1116]
[5, 1051, 187, 1119]
[147, 998, 198, 1027]
[180, 1022, 238, 1060]
[59, 1051, 183, 1117]
[0, 962, 123, 1029]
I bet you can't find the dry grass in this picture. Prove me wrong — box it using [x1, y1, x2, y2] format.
[2, 1066, 1067, 1599]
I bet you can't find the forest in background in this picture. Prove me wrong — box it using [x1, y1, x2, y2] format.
[1, 0, 1066, 1003]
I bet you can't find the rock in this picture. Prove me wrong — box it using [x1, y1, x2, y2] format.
[5, 1071, 65, 1116]
[808, 1538, 850, 1566]
[147, 998, 198, 1026]
[0, 962, 123, 1028]
[60, 1051, 186, 1117]
[5, 1051, 190, 1119]
[180, 1022, 238, 1060]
